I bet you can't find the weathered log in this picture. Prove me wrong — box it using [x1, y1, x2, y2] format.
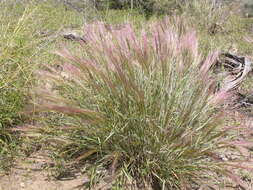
[216, 52, 252, 91]
[215, 52, 253, 111]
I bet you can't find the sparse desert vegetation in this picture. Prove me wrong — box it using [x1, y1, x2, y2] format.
[0, 0, 253, 190]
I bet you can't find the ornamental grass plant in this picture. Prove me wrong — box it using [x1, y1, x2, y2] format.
[34, 18, 252, 189]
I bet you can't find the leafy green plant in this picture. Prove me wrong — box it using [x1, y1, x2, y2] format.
[34, 19, 252, 189]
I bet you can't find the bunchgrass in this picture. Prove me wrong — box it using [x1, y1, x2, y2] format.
[0, 0, 84, 170]
[0, 1, 37, 168]
[34, 17, 252, 189]
[0, 0, 252, 187]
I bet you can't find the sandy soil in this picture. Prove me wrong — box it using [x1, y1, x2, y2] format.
[0, 152, 87, 190]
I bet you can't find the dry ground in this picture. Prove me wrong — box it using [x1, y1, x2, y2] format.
[0, 151, 87, 190]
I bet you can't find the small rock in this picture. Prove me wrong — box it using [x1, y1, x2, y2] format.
[20, 182, 25, 188]
[220, 154, 228, 161]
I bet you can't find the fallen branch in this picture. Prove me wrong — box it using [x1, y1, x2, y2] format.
[215, 52, 253, 110]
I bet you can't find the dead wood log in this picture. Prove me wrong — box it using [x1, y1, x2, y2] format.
[215, 52, 253, 110]
[216, 52, 252, 92]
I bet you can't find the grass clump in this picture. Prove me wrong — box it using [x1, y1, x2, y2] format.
[34, 18, 251, 189]
[0, 1, 37, 163]
[0, 0, 85, 170]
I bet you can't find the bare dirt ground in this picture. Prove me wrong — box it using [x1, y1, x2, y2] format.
[0, 151, 87, 190]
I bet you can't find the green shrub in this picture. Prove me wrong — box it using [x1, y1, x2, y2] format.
[243, 0, 253, 17]
[95, 0, 184, 17]
[35, 19, 251, 189]
[96, 0, 234, 18]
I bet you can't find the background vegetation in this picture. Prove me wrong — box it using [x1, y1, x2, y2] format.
[0, 0, 84, 169]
